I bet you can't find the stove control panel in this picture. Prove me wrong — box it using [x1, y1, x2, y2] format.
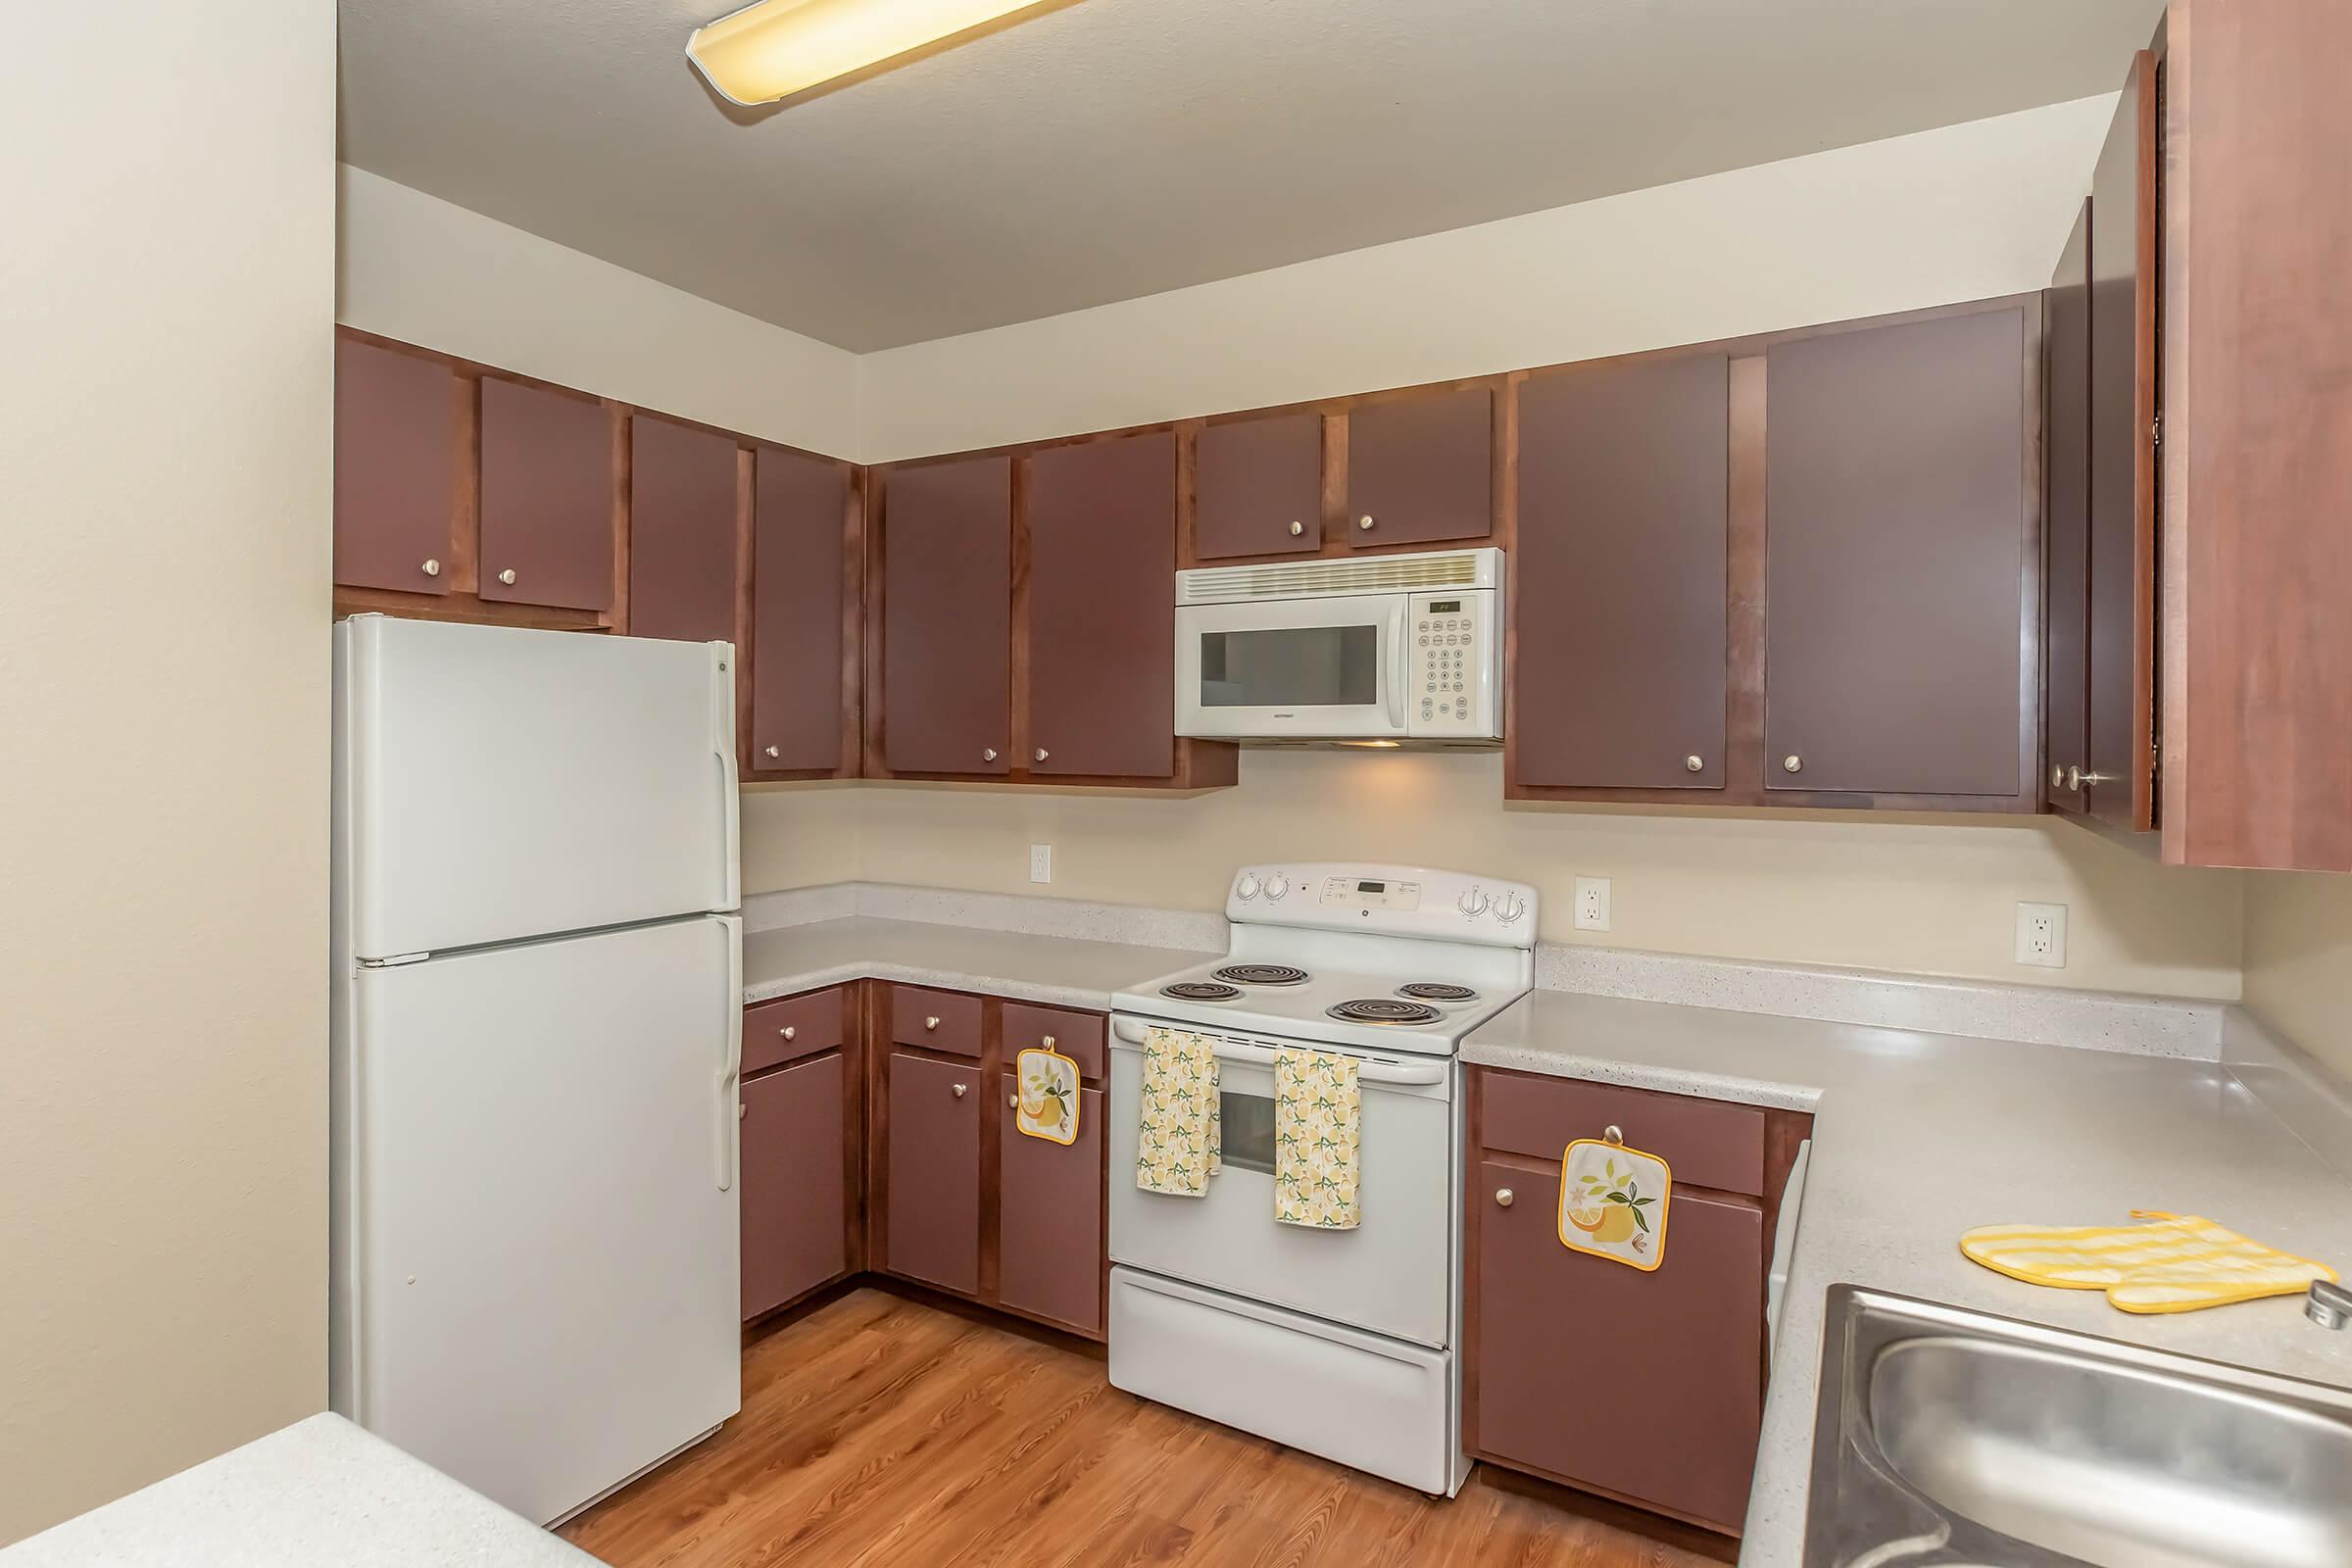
[1225, 863, 1540, 948]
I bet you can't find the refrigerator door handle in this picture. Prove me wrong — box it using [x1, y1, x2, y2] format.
[712, 643, 741, 911]
[715, 913, 743, 1192]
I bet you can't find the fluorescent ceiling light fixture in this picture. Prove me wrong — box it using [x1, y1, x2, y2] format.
[687, 0, 1053, 105]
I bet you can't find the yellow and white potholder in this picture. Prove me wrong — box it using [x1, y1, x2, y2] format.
[1961, 1210, 2339, 1314]
[1558, 1132, 1671, 1271]
[1014, 1045, 1080, 1145]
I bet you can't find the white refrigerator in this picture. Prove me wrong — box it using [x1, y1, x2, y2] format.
[329, 614, 744, 1525]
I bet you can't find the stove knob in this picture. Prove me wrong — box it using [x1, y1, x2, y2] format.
[1457, 888, 1490, 918]
[1494, 893, 1525, 924]
[1266, 874, 1289, 901]
[1236, 874, 1262, 902]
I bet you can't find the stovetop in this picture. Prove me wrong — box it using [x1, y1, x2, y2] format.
[1111, 862, 1540, 1056]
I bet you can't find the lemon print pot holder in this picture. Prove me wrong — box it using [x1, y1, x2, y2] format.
[1559, 1128, 1670, 1271]
[1015, 1044, 1080, 1145]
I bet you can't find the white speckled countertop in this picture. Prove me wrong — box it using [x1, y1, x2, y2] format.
[0, 1414, 593, 1566]
[742, 915, 1212, 1010]
[1461, 992, 2352, 1567]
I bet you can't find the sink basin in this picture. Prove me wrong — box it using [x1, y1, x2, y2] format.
[1805, 1286, 2352, 1567]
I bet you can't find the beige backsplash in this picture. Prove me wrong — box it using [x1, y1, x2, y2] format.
[742, 750, 2242, 1002]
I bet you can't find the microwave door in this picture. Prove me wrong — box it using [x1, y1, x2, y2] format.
[1175, 593, 1406, 738]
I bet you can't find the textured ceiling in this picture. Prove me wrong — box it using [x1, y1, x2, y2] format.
[337, 0, 2164, 351]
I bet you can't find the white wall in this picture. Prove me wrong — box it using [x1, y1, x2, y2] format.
[0, 4, 335, 1544]
[339, 166, 859, 458]
[2242, 873, 2352, 1080]
[858, 96, 2118, 460]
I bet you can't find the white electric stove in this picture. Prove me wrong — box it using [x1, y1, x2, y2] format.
[1106, 863, 1539, 1498]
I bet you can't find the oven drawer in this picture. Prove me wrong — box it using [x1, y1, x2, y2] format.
[1108, 1267, 1455, 1495]
[1475, 1066, 1766, 1198]
[1106, 1035, 1454, 1348]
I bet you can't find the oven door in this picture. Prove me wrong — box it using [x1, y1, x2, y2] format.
[1174, 593, 1408, 738]
[1108, 1025, 1454, 1348]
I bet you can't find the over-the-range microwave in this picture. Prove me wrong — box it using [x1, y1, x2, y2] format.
[1175, 547, 1502, 744]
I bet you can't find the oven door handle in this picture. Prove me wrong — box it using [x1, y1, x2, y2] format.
[1111, 1018, 1448, 1087]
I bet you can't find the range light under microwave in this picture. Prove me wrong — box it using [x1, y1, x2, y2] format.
[1175, 548, 1503, 744]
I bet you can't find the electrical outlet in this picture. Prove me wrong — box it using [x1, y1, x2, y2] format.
[2016, 902, 2067, 968]
[1573, 876, 1612, 933]
[1028, 844, 1053, 884]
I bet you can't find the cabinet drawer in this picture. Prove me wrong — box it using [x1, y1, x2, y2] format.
[742, 987, 846, 1077]
[890, 985, 983, 1058]
[1003, 1003, 1104, 1081]
[1475, 1067, 1765, 1198]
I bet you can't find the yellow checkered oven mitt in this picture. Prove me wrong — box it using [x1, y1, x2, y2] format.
[1961, 1210, 2337, 1314]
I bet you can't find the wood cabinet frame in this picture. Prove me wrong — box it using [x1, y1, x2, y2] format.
[1503, 295, 2045, 813]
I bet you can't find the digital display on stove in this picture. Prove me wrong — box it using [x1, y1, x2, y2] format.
[1358, 880, 1386, 893]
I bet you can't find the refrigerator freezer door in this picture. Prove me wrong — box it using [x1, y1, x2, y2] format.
[337, 615, 738, 960]
[337, 914, 742, 1524]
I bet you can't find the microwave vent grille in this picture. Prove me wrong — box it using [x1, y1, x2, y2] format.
[1177, 548, 1494, 604]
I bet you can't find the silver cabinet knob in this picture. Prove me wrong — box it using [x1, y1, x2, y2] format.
[2052, 764, 2067, 790]
[952, 1082, 967, 1099]
[1009, 1093, 1020, 1109]
[498, 567, 517, 586]
[1289, 520, 1303, 536]
[1494, 1188, 1515, 1208]
[2067, 765, 2114, 792]
[1357, 514, 1376, 531]
[1034, 748, 1049, 762]
[738, 1102, 746, 1119]
[1783, 755, 1803, 774]
[763, 745, 780, 760]
[1042, 1035, 1055, 1050]
[1685, 755, 1703, 773]
[924, 1015, 941, 1031]
[780, 1025, 796, 1041]
[420, 559, 441, 577]
[982, 748, 999, 762]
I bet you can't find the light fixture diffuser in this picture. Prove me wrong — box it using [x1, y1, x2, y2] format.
[687, 0, 1052, 105]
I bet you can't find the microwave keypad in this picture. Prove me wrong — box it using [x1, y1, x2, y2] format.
[1414, 603, 1480, 731]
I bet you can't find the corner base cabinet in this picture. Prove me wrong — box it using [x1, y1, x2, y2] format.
[1464, 1065, 1810, 1536]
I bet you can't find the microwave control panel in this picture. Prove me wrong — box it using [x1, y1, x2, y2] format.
[1408, 589, 1499, 737]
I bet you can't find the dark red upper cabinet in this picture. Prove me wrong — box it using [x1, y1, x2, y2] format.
[1515, 356, 1728, 790]
[628, 416, 739, 645]
[1764, 306, 2033, 799]
[2045, 201, 2094, 815]
[334, 338, 458, 595]
[750, 448, 851, 774]
[881, 455, 1011, 775]
[2085, 49, 2159, 834]
[478, 377, 613, 612]
[1194, 413, 1322, 559]
[1345, 385, 1494, 548]
[1027, 433, 1177, 779]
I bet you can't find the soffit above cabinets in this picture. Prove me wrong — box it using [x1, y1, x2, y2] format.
[337, 0, 2165, 352]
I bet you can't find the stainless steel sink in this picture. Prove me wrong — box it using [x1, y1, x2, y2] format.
[1804, 1285, 2352, 1567]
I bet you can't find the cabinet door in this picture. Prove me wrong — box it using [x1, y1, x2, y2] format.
[1474, 1159, 1762, 1532]
[629, 416, 739, 644]
[1763, 308, 2030, 797]
[479, 377, 613, 612]
[740, 1053, 846, 1320]
[1194, 414, 1322, 560]
[1027, 433, 1175, 779]
[1516, 356, 1728, 790]
[881, 456, 1011, 775]
[2045, 201, 2094, 813]
[998, 1074, 1105, 1336]
[749, 447, 852, 772]
[334, 338, 459, 595]
[885, 1052, 982, 1295]
[2085, 51, 2159, 833]
[1346, 385, 1494, 548]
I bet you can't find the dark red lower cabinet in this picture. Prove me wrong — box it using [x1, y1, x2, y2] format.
[1472, 1157, 1764, 1533]
[885, 1052, 983, 1295]
[997, 1076, 1105, 1336]
[740, 1053, 847, 1321]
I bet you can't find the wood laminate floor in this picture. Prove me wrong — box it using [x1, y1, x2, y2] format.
[561, 1287, 1730, 1568]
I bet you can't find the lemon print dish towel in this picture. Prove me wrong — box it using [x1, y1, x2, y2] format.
[1961, 1210, 2339, 1314]
[1135, 1025, 1219, 1198]
[1275, 1048, 1360, 1230]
